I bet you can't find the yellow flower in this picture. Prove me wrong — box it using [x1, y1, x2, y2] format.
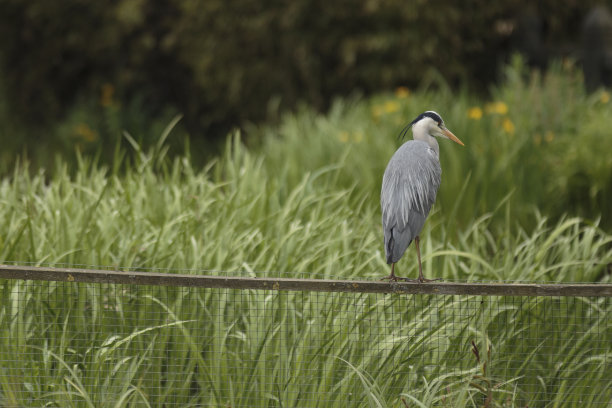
[600, 91, 610, 104]
[383, 100, 400, 113]
[100, 83, 115, 107]
[371, 106, 382, 122]
[74, 123, 98, 142]
[544, 130, 554, 143]
[502, 117, 515, 134]
[534, 133, 542, 146]
[467, 107, 483, 120]
[338, 131, 349, 143]
[485, 101, 508, 115]
[394, 86, 410, 99]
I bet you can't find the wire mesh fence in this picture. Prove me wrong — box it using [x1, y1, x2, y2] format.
[0, 265, 610, 407]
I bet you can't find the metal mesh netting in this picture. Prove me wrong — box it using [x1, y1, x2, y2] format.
[0, 279, 610, 407]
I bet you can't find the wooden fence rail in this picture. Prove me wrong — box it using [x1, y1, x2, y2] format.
[1, 264, 611, 297]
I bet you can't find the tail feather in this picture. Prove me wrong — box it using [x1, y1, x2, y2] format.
[384, 226, 414, 264]
[385, 232, 394, 264]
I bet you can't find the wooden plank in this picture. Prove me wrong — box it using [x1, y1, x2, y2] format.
[0, 264, 610, 297]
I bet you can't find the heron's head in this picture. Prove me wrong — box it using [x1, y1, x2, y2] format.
[404, 111, 464, 146]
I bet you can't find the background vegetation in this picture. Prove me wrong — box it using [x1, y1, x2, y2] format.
[0, 60, 611, 406]
[0, 1, 611, 405]
[0, 0, 601, 165]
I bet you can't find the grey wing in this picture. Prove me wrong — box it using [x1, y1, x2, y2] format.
[381, 141, 441, 264]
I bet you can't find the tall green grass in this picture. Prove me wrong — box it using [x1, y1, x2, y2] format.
[0, 60, 611, 406]
[1, 132, 609, 283]
[0, 132, 610, 406]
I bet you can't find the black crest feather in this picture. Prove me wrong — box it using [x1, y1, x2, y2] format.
[398, 111, 443, 140]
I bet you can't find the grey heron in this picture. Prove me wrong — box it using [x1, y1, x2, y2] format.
[381, 111, 464, 282]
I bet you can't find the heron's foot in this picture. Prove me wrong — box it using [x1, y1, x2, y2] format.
[381, 274, 402, 282]
[399, 277, 420, 282]
[417, 277, 443, 283]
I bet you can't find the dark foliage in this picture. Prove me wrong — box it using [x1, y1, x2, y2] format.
[0, 0, 599, 142]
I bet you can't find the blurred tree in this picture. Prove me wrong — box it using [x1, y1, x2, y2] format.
[0, 0, 601, 146]
[582, 6, 612, 92]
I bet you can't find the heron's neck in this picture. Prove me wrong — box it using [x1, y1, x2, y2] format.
[412, 125, 439, 155]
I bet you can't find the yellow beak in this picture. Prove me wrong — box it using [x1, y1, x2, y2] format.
[442, 128, 464, 146]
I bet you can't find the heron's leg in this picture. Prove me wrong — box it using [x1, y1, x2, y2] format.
[414, 236, 442, 283]
[383, 263, 416, 282]
[382, 263, 400, 281]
